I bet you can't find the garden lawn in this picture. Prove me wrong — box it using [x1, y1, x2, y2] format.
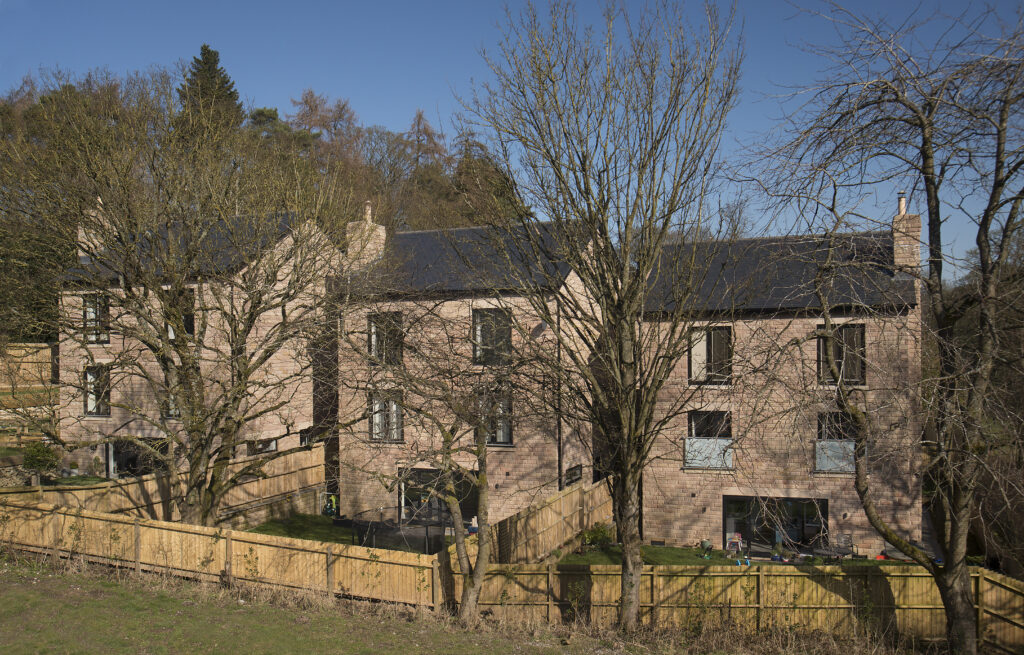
[560, 545, 905, 567]
[0, 556, 592, 655]
[247, 513, 358, 545]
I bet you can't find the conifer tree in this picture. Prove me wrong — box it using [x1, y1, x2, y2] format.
[177, 44, 243, 129]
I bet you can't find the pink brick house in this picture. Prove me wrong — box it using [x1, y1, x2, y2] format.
[330, 209, 923, 554]
[58, 201, 922, 554]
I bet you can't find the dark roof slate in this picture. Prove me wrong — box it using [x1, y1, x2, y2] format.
[368, 222, 572, 297]
[645, 230, 917, 313]
[67, 214, 299, 287]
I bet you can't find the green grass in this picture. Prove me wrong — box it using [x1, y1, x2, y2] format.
[560, 545, 904, 567]
[560, 545, 748, 566]
[248, 513, 358, 545]
[0, 555, 601, 655]
[247, 514, 456, 554]
[47, 475, 109, 487]
[0, 445, 22, 458]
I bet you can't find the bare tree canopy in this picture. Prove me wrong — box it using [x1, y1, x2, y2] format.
[465, 0, 742, 630]
[0, 68, 347, 526]
[756, 4, 1024, 653]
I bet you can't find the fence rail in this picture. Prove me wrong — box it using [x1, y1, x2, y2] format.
[0, 445, 325, 526]
[1, 472, 1021, 651]
[490, 479, 612, 564]
[0, 498, 437, 607]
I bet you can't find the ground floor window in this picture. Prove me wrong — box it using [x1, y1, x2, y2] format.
[111, 438, 169, 478]
[722, 495, 828, 553]
[397, 467, 478, 524]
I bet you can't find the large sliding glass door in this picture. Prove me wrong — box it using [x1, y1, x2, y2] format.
[722, 495, 828, 554]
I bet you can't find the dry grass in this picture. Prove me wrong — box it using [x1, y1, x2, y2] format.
[0, 551, 941, 654]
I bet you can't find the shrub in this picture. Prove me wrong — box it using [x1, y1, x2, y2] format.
[23, 442, 60, 477]
[581, 522, 614, 551]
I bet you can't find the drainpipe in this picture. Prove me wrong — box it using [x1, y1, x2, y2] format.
[556, 293, 563, 490]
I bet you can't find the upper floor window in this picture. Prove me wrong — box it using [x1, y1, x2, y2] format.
[816, 411, 858, 473]
[685, 410, 732, 469]
[472, 308, 512, 366]
[689, 326, 731, 384]
[83, 365, 111, 416]
[817, 324, 866, 385]
[83, 294, 110, 344]
[368, 312, 403, 366]
[247, 437, 278, 456]
[167, 288, 195, 342]
[369, 391, 404, 442]
[477, 390, 512, 446]
[162, 392, 180, 419]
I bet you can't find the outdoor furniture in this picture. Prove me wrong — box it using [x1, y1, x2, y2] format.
[725, 532, 745, 552]
[813, 533, 854, 561]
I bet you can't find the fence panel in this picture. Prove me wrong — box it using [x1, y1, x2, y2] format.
[2, 496, 1021, 650]
[0, 445, 324, 525]
[489, 480, 612, 564]
[0, 498, 435, 607]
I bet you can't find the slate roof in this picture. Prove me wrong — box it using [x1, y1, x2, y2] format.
[67, 214, 300, 287]
[370, 223, 916, 313]
[367, 222, 572, 297]
[645, 230, 917, 314]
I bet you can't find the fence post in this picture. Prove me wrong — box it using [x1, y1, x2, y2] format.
[326, 545, 334, 596]
[432, 559, 441, 612]
[133, 518, 141, 574]
[651, 566, 659, 628]
[547, 561, 555, 624]
[757, 565, 764, 630]
[578, 487, 585, 533]
[49, 509, 60, 561]
[976, 571, 985, 645]
[224, 533, 233, 585]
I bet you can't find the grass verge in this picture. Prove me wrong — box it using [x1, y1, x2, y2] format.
[247, 513, 358, 544]
[0, 553, 935, 655]
[560, 544, 905, 567]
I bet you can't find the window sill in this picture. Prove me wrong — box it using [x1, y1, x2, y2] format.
[368, 439, 405, 445]
[82, 414, 111, 419]
[811, 469, 855, 476]
[682, 465, 733, 472]
[688, 380, 732, 387]
[487, 443, 515, 448]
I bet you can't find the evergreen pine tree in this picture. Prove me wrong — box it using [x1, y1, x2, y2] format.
[177, 44, 243, 129]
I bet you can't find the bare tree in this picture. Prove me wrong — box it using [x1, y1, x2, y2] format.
[0, 69, 352, 526]
[465, 1, 742, 630]
[756, 5, 1024, 652]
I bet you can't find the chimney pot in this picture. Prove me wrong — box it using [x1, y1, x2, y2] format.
[897, 191, 907, 215]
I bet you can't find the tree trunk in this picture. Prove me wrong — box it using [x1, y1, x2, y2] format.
[613, 471, 643, 632]
[935, 561, 978, 655]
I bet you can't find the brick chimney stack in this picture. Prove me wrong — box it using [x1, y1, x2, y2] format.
[892, 191, 921, 273]
[346, 200, 386, 268]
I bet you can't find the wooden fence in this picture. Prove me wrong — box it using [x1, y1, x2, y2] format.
[451, 563, 1023, 652]
[0, 499, 437, 607]
[491, 479, 612, 564]
[0, 445, 325, 527]
[0, 495, 1022, 650]
[0, 342, 53, 390]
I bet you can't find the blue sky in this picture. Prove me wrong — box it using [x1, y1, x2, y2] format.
[1, 0, 1018, 260]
